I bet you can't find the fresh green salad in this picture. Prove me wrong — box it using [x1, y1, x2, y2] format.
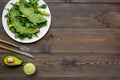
[5, 0, 50, 39]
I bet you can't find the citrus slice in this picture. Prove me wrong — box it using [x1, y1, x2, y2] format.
[23, 63, 36, 75]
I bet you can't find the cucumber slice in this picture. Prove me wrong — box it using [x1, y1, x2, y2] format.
[23, 63, 36, 75]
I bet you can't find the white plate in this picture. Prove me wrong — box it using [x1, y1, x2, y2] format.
[2, 0, 51, 43]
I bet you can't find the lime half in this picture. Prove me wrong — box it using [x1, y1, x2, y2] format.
[23, 63, 36, 75]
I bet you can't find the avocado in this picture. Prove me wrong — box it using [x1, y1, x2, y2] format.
[40, 10, 50, 16]
[3, 54, 23, 66]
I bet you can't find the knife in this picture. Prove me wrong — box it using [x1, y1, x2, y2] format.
[0, 39, 30, 52]
[0, 45, 34, 58]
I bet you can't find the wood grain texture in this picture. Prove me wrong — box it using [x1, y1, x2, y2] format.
[49, 4, 120, 28]
[0, 28, 120, 53]
[0, 53, 120, 80]
[45, 0, 120, 3]
[1, 2, 120, 28]
[1, 0, 120, 3]
[0, 0, 120, 80]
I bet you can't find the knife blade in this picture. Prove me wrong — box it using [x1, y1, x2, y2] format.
[0, 39, 30, 52]
[0, 45, 34, 58]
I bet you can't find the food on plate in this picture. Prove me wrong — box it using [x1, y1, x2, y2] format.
[5, 0, 50, 39]
[3, 54, 23, 66]
[10, 5, 39, 34]
[23, 63, 36, 75]
[40, 9, 50, 16]
[19, 0, 47, 23]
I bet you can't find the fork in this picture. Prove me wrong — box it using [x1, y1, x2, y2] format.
[0, 39, 30, 52]
[0, 45, 33, 58]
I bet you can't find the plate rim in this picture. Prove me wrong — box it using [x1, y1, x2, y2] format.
[2, 0, 51, 43]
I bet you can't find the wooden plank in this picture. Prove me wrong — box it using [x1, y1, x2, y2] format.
[1, 1, 120, 28]
[0, 0, 120, 80]
[0, 28, 120, 54]
[21, 28, 120, 53]
[0, 77, 120, 80]
[1, 0, 120, 3]
[1, 3, 120, 28]
[0, 53, 120, 79]
[49, 3, 120, 28]
[44, 0, 120, 3]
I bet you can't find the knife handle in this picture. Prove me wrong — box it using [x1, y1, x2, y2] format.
[0, 45, 17, 53]
[0, 39, 18, 47]
[0, 45, 33, 58]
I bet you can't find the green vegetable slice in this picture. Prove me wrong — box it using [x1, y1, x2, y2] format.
[19, 0, 47, 24]
[23, 63, 36, 75]
[10, 5, 39, 34]
[40, 10, 50, 16]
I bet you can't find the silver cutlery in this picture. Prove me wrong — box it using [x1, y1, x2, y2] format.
[0, 39, 30, 52]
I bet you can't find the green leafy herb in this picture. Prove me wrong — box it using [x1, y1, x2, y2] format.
[10, 27, 16, 33]
[25, 2, 32, 7]
[40, 4, 46, 9]
[30, 0, 38, 4]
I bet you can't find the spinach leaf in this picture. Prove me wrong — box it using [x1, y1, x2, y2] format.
[25, 2, 32, 7]
[40, 4, 46, 9]
[30, 0, 38, 4]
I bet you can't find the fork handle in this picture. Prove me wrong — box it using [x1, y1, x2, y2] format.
[0, 39, 18, 47]
[0, 45, 33, 58]
[0, 45, 17, 53]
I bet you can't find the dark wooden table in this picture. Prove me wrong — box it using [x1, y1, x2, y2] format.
[0, 0, 120, 80]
